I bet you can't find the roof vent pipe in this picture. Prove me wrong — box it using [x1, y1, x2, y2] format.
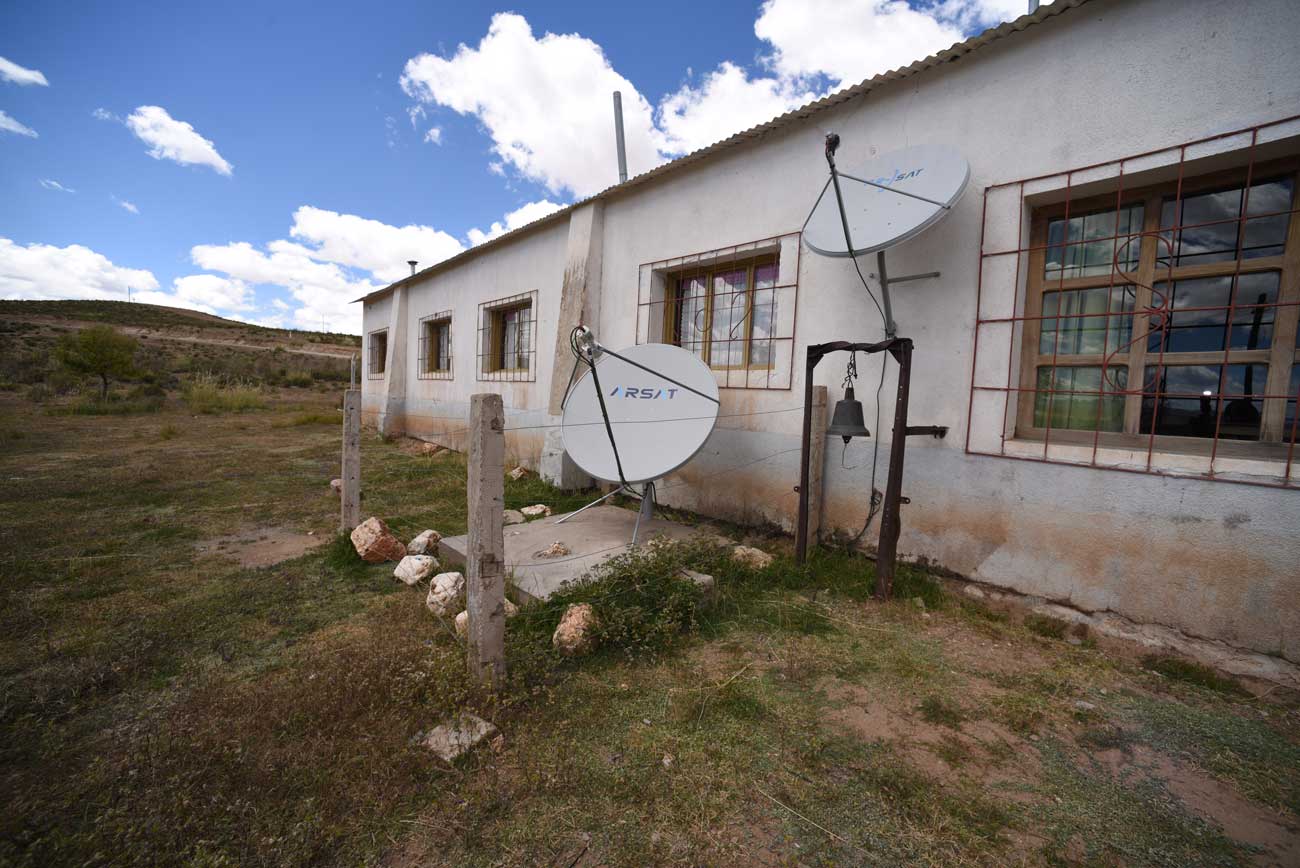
[407, 260, 418, 276]
[1028, 0, 1039, 11]
[612, 91, 628, 184]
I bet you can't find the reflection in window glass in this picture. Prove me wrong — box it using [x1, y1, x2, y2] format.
[496, 304, 531, 371]
[1284, 364, 1300, 443]
[1033, 366, 1127, 432]
[1148, 272, 1279, 354]
[1159, 177, 1293, 267]
[1040, 285, 1134, 354]
[1140, 364, 1267, 440]
[672, 274, 709, 361]
[1045, 204, 1143, 279]
[749, 262, 778, 367]
[710, 269, 748, 368]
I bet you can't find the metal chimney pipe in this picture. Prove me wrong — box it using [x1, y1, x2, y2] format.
[1028, 0, 1040, 11]
[612, 91, 628, 184]
[407, 260, 418, 276]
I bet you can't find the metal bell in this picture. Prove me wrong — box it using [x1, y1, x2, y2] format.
[827, 386, 871, 444]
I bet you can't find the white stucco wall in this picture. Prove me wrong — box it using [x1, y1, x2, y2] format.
[364, 0, 1300, 661]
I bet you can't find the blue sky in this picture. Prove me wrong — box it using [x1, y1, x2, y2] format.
[1, 0, 1023, 332]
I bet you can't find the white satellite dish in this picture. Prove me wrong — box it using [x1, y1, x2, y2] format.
[803, 143, 969, 258]
[558, 335, 720, 543]
[562, 342, 719, 483]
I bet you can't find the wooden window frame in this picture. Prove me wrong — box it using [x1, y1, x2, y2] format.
[1017, 158, 1300, 458]
[417, 311, 453, 380]
[367, 328, 388, 379]
[476, 291, 538, 382]
[661, 253, 779, 372]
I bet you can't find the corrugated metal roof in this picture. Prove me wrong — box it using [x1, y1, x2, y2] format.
[356, 0, 1091, 304]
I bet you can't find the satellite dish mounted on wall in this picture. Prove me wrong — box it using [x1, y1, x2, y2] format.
[802, 139, 970, 336]
[559, 327, 720, 544]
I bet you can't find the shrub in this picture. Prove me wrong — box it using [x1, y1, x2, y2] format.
[182, 373, 265, 414]
[284, 371, 314, 388]
[1025, 613, 1069, 639]
[50, 396, 165, 416]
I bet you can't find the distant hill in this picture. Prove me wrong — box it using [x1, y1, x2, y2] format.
[0, 300, 360, 395]
[0, 300, 359, 346]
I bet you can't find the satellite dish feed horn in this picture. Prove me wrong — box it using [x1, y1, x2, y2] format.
[802, 139, 970, 337]
[559, 328, 720, 544]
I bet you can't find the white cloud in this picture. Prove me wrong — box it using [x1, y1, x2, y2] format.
[40, 178, 75, 193]
[0, 110, 37, 138]
[402, 4, 1030, 193]
[467, 199, 566, 246]
[191, 238, 377, 332]
[423, 126, 442, 145]
[91, 107, 120, 122]
[114, 196, 139, 214]
[0, 56, 48, 86]
[124, 105, 232, 175]
[754, 0, 964, 86]
[401, 12, 664, 198]
[0, 238, 158, 301]
[288, 205, 465, 283]
[657, 61, 816, 155]
[171, 273, 253, 311]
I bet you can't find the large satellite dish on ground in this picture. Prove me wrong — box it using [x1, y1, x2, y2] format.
[562, 343, 719, 484]
[558, 331, 720, 543]
[803, 143, 970, 257]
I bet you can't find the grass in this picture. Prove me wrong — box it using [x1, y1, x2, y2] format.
[45, 395, 165, 415]
[272, 410, 340, 427]
[1143, 654, 1250, 696]
[182, 372, 267, 414]
[1, 387, 1296, 867]
[1024, 613, 1070, 639]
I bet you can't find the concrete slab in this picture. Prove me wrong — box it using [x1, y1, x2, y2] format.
[438, 505, 718, 601]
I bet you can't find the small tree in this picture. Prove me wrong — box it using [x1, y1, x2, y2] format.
[55, 325, 138, 400]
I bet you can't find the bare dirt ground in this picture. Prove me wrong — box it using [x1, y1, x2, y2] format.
[2, 387, 1297, 867]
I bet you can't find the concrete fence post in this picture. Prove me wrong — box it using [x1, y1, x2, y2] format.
[466, 393, 507, 686]
[808, 385, 829, 542]
[341, 388, 361, 533]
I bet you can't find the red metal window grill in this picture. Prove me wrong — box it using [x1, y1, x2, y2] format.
[967, 116, 1300, 488]
[636, 232, 801, 390]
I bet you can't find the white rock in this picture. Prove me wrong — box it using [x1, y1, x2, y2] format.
[394, 555, 439, 585]
[454, 610, 469, 637]
[503, 509, 525, 526]
[407, 529, 442, 555]
[731, 545, 773, 569]
[678, 569, 716, 605]
[503, 598, 519, 619]
[508, 465, 529, 481]
[521, 504, 552, 519]
[962, 584, 986, 600]
[420, 712, 499, 762]
[329, 478, 343, 495]
[534, 540, 571, 559]
[350, 517, 407, 563]
[553, 603, 597, 655]
[426, 571, 465, 616]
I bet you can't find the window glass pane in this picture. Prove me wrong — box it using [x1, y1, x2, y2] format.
[1148, 272, 1279, 353]
[710, 268, 748, 367]
[1040, 285, 1134, 355]
[1159, 177, 1293, 267]
[749, 262, 779, 367]
[1286, 364, 1300, 444]
[1045, 203, 1143, 279]
[1140, 363, 1266, 440]
[673, 274, 708, 360]
[434, 322, 450, 370]
[1033, 365, 1127, 432]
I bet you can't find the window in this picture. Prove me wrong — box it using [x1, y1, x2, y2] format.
[418, 311, 452, 379]
[476, 291, 537, 381]
[367, 329, 388, 378]
[1018, 164, 1299, 454]
[662, 254, 779, 370]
